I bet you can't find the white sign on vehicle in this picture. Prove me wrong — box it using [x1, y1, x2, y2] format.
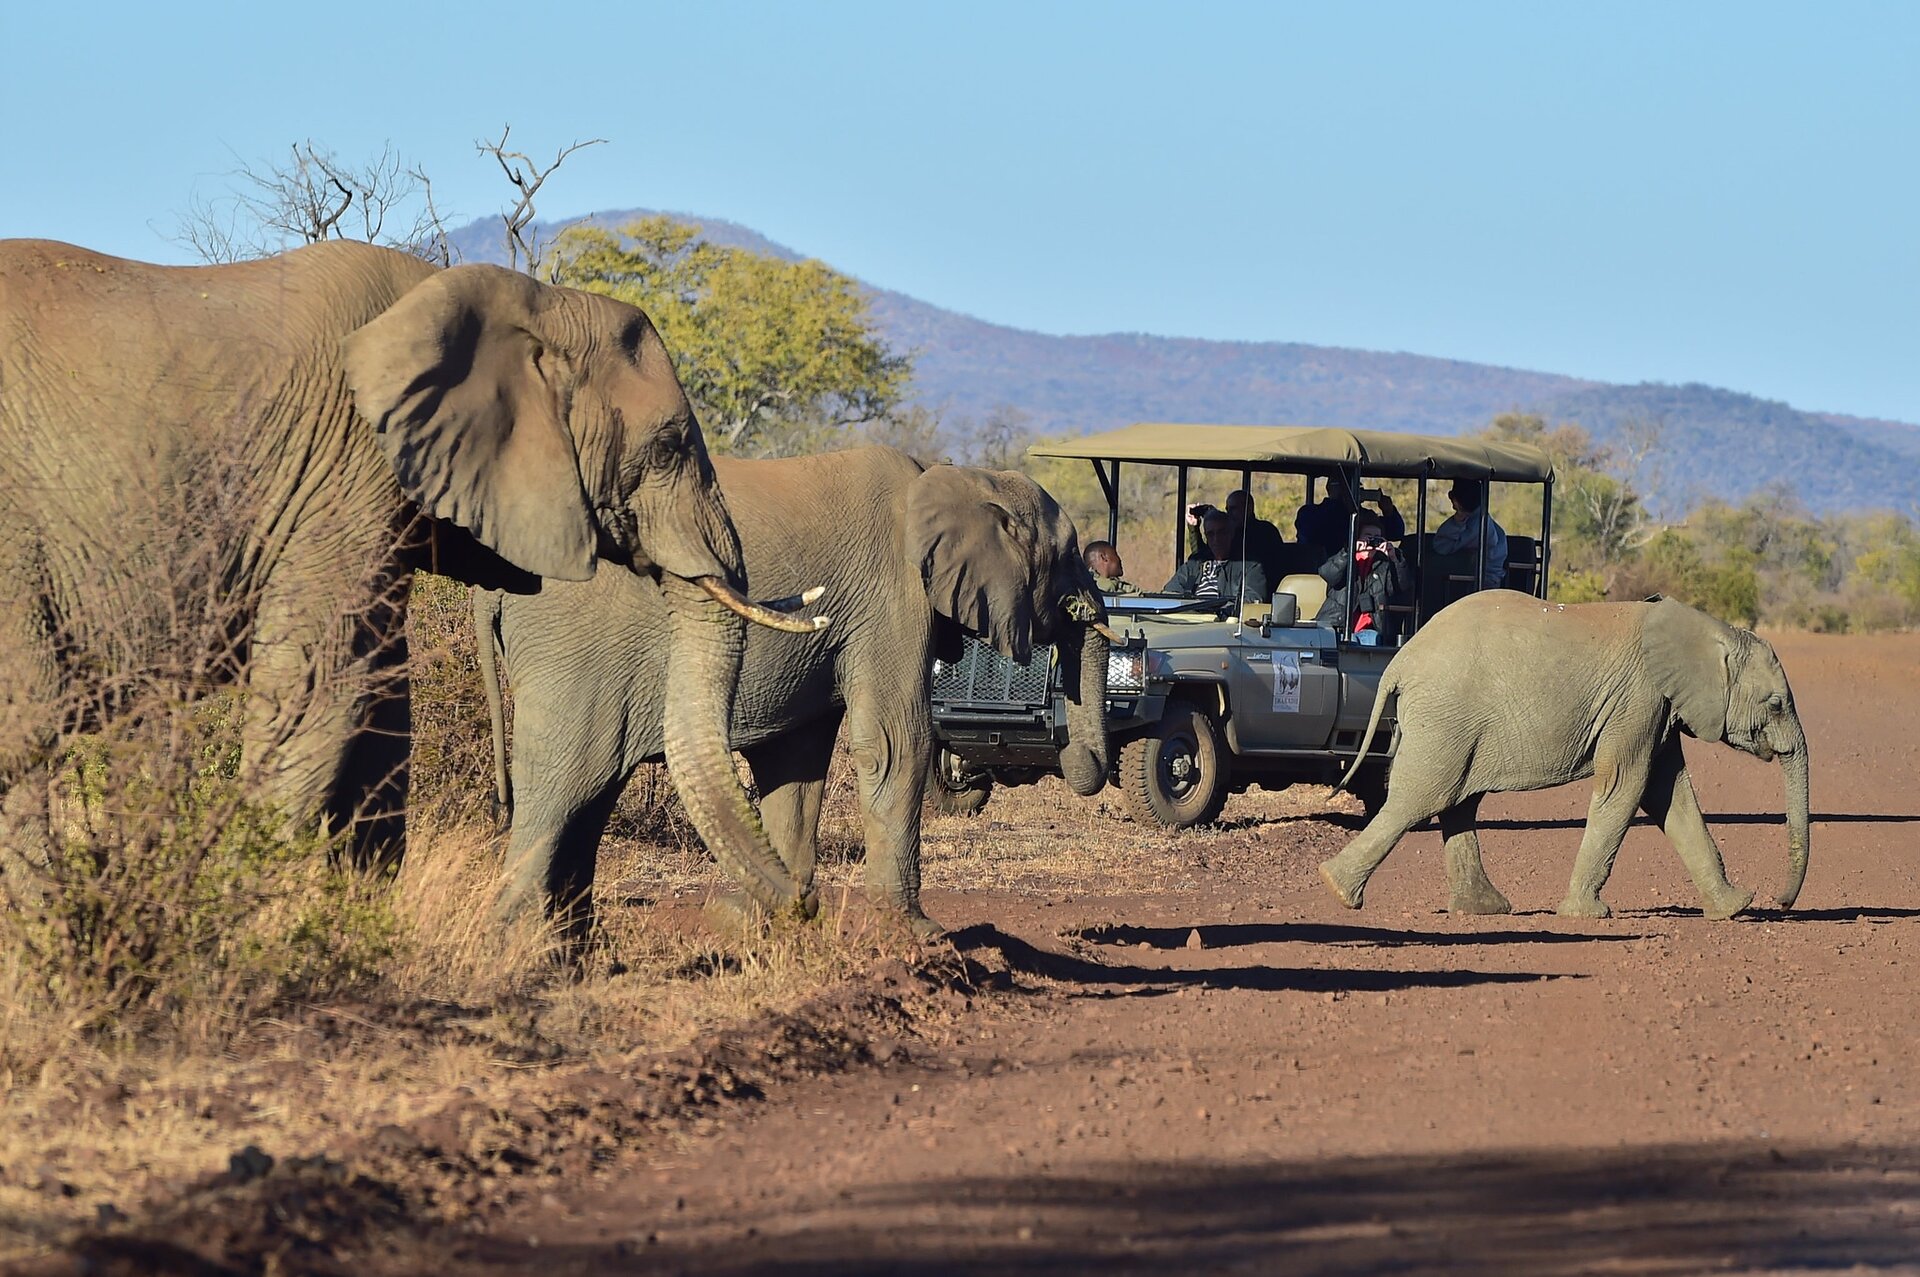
[1271, 651, 1301, 713]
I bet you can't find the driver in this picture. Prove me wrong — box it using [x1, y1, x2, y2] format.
[1163, 509, 1269, 603]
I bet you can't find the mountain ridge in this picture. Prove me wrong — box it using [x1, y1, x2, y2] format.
[446, 210, 1920, 516]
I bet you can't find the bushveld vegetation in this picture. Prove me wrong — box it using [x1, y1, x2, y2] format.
[4, 138, 1916, 1251]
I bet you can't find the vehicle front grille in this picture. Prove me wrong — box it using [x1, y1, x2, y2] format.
[931, 636, 1054, 710]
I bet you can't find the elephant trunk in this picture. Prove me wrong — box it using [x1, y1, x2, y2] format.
[658, 572, 807, 915]
[1778, 720, 1811, 908]
[1055, 596, 1112, 798]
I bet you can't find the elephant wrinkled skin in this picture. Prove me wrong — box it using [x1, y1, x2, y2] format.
[1320, 592, 1810, 919]
[476, 446, 1112, 936]
[0, 238, 805, 909]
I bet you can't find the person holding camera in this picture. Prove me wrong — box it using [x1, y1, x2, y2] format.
[1295, 477, 1404, 560]
[1164, 508, 1269, 604]
[1314, 518, 1410, 642]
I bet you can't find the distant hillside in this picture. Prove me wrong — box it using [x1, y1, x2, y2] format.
[448, 211, 1920, 516]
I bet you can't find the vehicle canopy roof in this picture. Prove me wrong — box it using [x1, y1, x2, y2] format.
[1027, 422, 1554, 483]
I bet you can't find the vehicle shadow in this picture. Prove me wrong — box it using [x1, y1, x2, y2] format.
[941, 923, 1572, 997]
[1066, 920, 1645, 950]
[502, 1140, 1920, 1276]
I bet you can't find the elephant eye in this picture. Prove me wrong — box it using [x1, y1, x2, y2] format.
[1767, 693, 1786, 713]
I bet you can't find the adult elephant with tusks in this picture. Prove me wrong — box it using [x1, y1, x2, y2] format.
[1318, 591, 1810, 919]
[476, 446, 1116, 939]
[0, 238, 822, 909]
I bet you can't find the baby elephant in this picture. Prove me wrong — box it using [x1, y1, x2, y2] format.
[1319, 592, 1810, 919]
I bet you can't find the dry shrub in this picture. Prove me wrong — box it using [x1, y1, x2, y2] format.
[407, 572, 498, 819]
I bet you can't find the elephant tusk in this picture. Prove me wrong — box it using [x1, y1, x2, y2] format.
[752, 585, 827, 612]
[695, 576, 831, 633]
[1091, 620, 1127, 646]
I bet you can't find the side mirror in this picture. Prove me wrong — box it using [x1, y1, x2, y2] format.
[1270, 591, 1299, 627]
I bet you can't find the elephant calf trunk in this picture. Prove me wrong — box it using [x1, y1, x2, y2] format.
[1778, 738, 1811, 908]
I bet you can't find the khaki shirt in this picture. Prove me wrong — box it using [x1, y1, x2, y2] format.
[1094, 573, 1142, 596]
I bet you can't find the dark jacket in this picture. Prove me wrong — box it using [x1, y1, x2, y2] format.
[1163, 557, 1270, 605]
[1295, 498, 1406, 559]
[1315, 546, 1410, 638]
[1189, 516, 1296, 588]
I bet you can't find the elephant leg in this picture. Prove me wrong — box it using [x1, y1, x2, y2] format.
[496, 756, 626, 948]
[1318, 774, 1446, 910]
[1558, 748, 1652, 918]
[741, 711, 842, 897]
[1641, 737, 1753, 920]
[843, 679, 940, 936]
[1440, 794, 1511, 915]
[0, 534, 61, 892]
[244, 557, 412, 871]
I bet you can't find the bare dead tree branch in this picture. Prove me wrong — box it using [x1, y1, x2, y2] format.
[171, 141, 450, 263]
[476, 125, 607, 276]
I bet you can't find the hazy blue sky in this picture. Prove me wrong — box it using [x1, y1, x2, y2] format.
[6, 1, 1916, 422]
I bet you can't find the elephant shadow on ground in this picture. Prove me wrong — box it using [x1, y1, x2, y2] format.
[1475, 810, 1920, 832]
[1067, 921, 1645, 950]
[1630, 904, 1920, 923]
[942, 923, 1575, 999]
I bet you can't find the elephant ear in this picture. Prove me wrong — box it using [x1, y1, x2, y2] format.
[342, 265, 596, 581]
[906, 465, 1039, 663]
[1641, 597, 1733, 741]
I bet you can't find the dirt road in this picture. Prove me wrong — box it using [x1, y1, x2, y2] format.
[428, 631, 1920, 1274]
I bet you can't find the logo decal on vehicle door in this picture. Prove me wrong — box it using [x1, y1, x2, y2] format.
[1271, 651, 1302, 713]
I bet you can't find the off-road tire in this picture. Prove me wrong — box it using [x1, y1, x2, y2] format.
[929, 748, 992, 817]
[1119, 700, 1230, 828]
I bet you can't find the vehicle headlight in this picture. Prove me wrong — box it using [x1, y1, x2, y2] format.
[1107, 646, 1147, 694]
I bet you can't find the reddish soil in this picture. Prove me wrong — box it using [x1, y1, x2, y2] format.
[30, 630, 1920, 1276]
[394, 630, 1920, 1275]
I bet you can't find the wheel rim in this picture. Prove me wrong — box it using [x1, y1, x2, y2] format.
[1158, 730, 1203, 804]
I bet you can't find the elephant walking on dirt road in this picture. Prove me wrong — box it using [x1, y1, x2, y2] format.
[1319, 592, 1810, 919]
[476, 446, 1114, 937]
[0, 238, 817, 905]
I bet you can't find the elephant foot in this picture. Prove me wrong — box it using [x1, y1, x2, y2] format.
[1318, 859, 1366, 910]
[1557, 894, 1612, 919]
[1448, 884, 1514, 916]
[1701, 886, 1755, 921]
[903, 907, 946, 942]
[702, 890, 773, 940]
[704, 887, 824, 940]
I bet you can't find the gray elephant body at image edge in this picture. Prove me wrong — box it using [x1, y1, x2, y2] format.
[477, 445, 1113, 934]
[1319, 591, 1810, 919]
[0, 238, 808, 909]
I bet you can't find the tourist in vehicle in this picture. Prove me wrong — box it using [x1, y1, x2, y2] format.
[1295, 477, 1405, 559]
[1164, 509, 1269, 603]
[1186, 489, 1300, 586]
[1433, 478, 1508, 589]
[1084, 541, 1141, 595]
[1315, 518, 1411, 642]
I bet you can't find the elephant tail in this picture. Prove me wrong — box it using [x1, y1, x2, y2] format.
[1335, 664, 1400, 793]
[473, 586, 511, 828]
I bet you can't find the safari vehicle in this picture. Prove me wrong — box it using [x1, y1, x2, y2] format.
[929, 422, 1555, 826]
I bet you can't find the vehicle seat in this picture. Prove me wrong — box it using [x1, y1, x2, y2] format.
[1505, 534, 1539, 594]
[1275, 573, 1328, 623]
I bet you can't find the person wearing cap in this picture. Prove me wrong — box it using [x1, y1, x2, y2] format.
[1432, 478, 1507, 590]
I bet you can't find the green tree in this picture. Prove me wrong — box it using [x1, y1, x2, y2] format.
[550, 217, 912, 457]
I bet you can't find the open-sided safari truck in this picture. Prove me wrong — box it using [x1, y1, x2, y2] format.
[929, 422, 1556, 827]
